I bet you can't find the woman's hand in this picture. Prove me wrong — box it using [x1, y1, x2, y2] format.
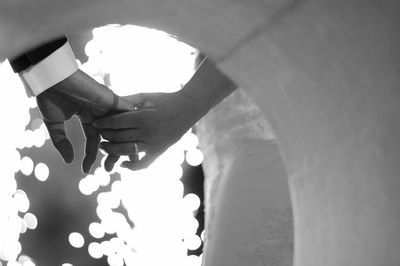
[93, 57, 237, 172]
[93, 91, 197, 171]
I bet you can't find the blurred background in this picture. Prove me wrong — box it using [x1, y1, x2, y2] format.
[0, 25, 206, 266]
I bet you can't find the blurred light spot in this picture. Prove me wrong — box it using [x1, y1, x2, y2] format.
[10, 149, 21, 173]
[39, 123, 50, 140]
[185, 148, 204, 166]
[200, 230, 206, 241]
[74, 25, 203, 266]
[23, 130, 34, 149]
[23, 213, 37, 230]
[20, 219, 28, 234]
[3, 241, 22, 262]
[94, 168, 110, 187]
[13, 190, 30, 213]
[109, 237, 124, 252]
[21, 261, 35, 266]
[105, 192, 120, 209]
[96, 205, 112, 221]
[182, 217, 199, 237]
[61, 263, 73, 266]
[186, 255, 202, 266]
[100, 240, 112, 256]
[27, 97, 37, 109]
[20, 157, 33, 176]
[34, 163, 49, 182]
[88, 242, 103, 259]
[184, 235, 202, 251]
[89, 222, 105, 239]
[182, 133, 199, 151]
[183, 193, 201, 212]
[32, 131, 45, 148]
[6, 261, 21, 266]
[68, 232, 85, 248]
[111, 180, 123, 194]
[79, 178, 93, 196]
[97, 192, 107, 205]
[18, 255, 36, 266]
[107, 253, 124, 266]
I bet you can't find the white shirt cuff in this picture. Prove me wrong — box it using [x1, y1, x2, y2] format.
[19, 42, 79, 97]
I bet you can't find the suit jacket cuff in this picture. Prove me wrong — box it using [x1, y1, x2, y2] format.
[19, 41, 79, 97]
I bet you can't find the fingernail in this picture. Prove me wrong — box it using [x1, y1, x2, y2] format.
[63, 157, 73, 164]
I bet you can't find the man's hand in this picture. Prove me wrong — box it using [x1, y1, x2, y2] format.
[36, 69, 132, 173]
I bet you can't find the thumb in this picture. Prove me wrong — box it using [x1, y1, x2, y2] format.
[111, 94, 134, 111]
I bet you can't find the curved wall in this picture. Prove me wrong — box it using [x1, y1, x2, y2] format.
[197, 89, 293, 266]
[1, 1, 400, 265]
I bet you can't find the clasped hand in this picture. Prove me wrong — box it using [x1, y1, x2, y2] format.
[93, 91, 195, 171]
[39, 57, 235, 173]
[37, 69, 132, 173]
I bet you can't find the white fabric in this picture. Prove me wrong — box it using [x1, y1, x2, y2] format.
[19, 42, 78, 96]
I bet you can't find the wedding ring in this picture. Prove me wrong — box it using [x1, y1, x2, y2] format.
[132, 142, 139, 155]
[132, 103, 144, 110]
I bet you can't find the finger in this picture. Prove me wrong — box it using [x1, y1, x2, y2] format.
[93, 109, 156, 129]
[121, 154, 157, 171]
[104, 155, 120, 172]
[100, 129, 142, 143]
[44, 121, 74, 164]
[81, 123, 101, 173]
[99, 141, 141, 156]
[129, 153, 139, 163]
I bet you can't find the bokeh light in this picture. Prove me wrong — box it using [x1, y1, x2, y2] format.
[19, 157, 33, 176]
[68, 232, 85, 249]
[0, 24, 205, 266]
[23, 213, 37, 230]
[185, 149, 204, 167]
[88, 242, 103, 259]
[13, 190, 30, 213]
[88, 222, 105, 239]
[74, 24, 205, 266]
[0, 60, 42, 266]
[33, 163, 49, 182]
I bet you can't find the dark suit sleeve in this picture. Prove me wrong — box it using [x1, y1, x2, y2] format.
[9, 36, 68, 73]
